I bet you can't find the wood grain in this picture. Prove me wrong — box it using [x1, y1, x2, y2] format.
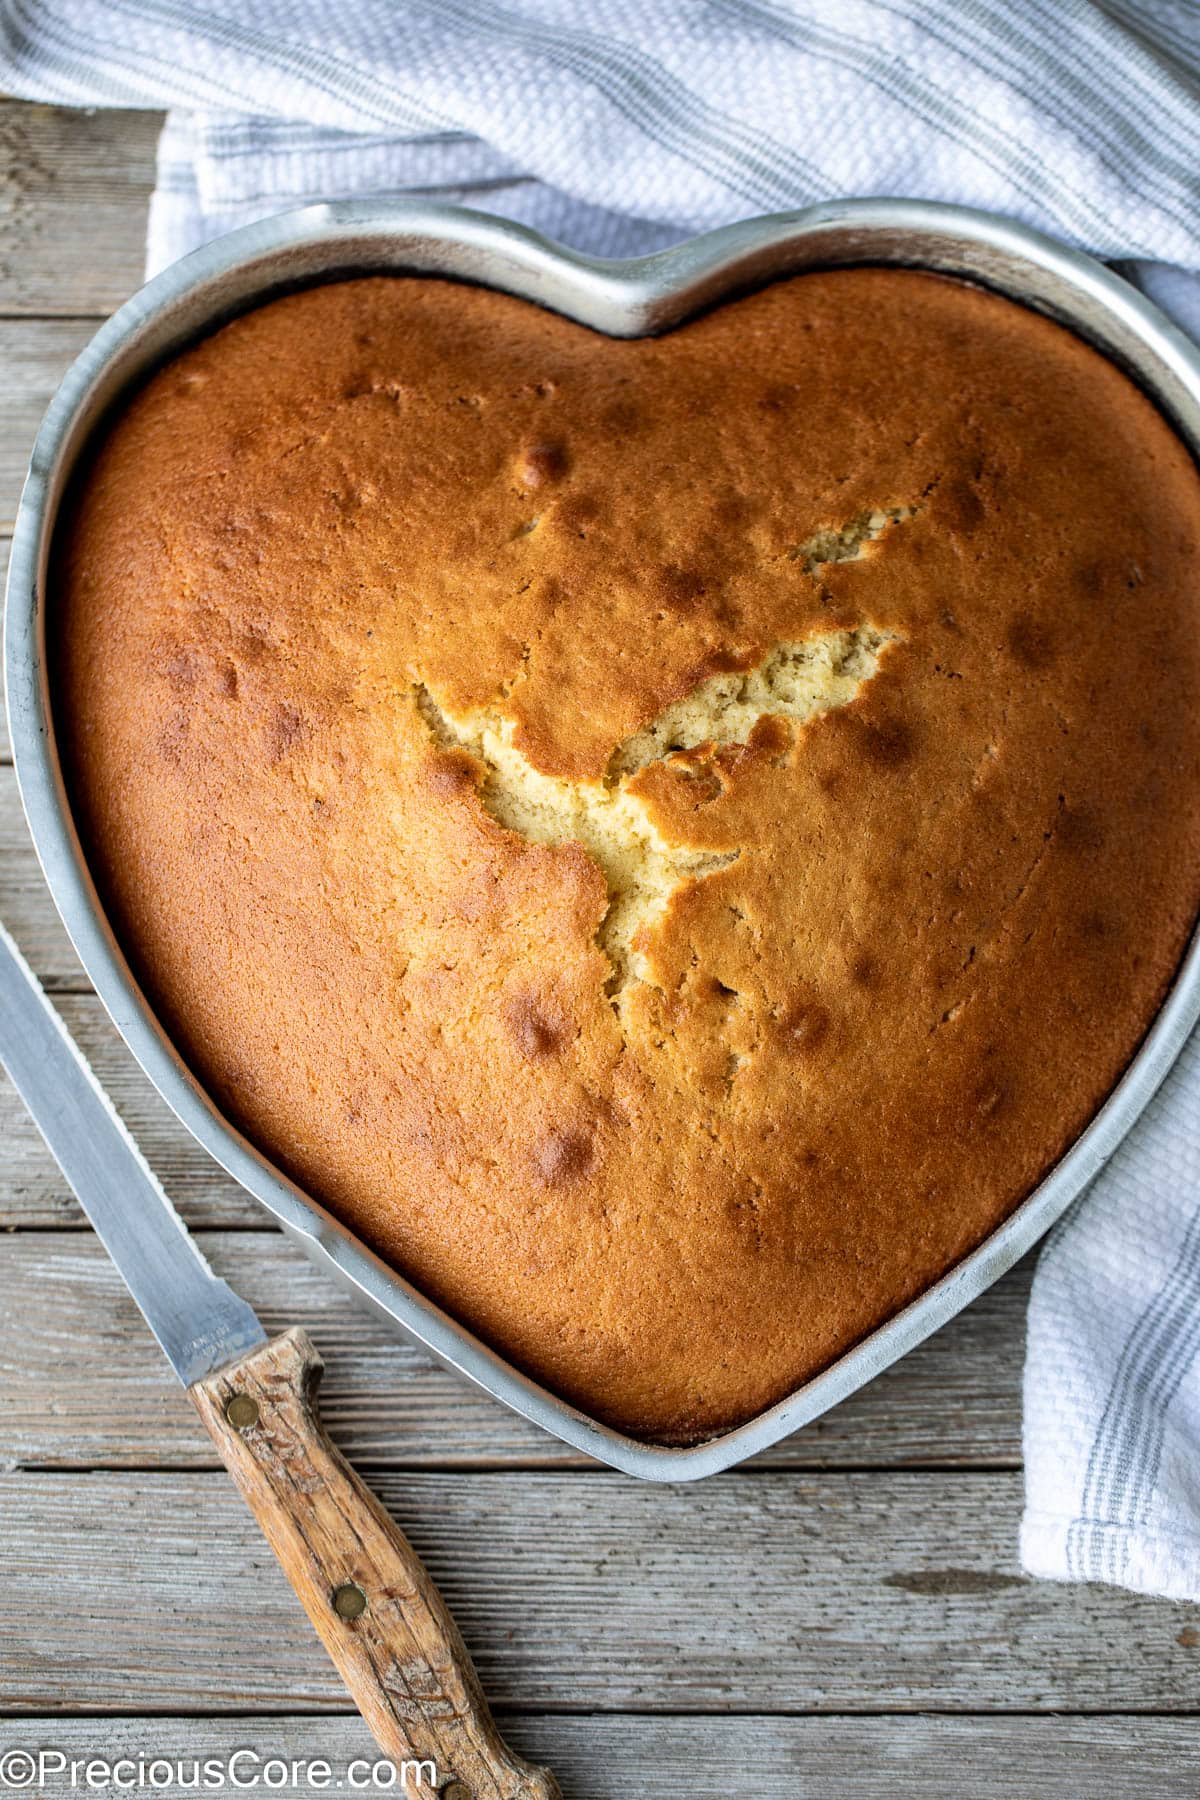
[0, 767, 87, 990]
[7, 1715, 1200, 1798]
[2, 1469, 1197, 1713]
[0, 101, 156, 315]
[0, 995, 260, 1226]
[0, 319, 98, 530]
[192, 1329, 561, 1799]
[0, 536, 10, 762]
[0, 1226, 1028, 1470]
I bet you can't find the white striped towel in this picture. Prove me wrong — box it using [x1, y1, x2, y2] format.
[4, 0, 1200, 1599]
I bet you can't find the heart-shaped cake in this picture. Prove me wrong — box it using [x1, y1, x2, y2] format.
[56, 266, 1200, 1441]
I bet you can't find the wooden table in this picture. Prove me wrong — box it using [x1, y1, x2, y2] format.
[1, 98, 1197, 1797]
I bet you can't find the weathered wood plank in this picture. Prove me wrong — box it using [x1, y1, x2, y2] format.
[0, 101, 156, 315]
[2, 1469, 1197, 1713]
[0, 766, 92, 990]
[0, 995, 263, 1226]
[0, 1227, 1030, 1471]
[0, 535, 11, 761]
[6, 1715, 1200, 1797]
[0, 318, 98, 530]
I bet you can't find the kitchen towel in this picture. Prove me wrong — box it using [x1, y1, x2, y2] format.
[3, 0, 1200, 1600]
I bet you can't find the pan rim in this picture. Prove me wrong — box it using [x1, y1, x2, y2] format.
[7, 195, 1200, 1479]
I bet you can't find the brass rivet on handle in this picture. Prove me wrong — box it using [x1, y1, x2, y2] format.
[332, 1582, 368, 1620]
[224, 1392, 259, 1430]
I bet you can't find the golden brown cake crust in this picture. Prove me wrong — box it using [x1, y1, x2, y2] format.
[55, 268, 1200, 1440]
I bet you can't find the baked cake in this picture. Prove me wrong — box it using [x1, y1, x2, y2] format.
[54, 268, 1200, 1440]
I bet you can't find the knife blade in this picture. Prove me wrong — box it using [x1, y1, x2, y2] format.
[0, 918, 560, 1800]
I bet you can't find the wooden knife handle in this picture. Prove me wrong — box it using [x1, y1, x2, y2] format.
[190, 1328, 560, 1800]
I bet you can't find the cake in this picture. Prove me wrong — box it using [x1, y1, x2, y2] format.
[54, 266, 1200, 1441]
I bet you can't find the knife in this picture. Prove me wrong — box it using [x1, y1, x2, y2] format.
[0, 922, 559, 1800]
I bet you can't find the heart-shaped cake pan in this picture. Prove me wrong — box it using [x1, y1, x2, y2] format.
[9, 198, 1200, 1479]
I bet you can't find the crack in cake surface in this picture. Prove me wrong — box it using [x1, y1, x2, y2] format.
[788, 503, 915, 573]
[417, 682, 733, 997]
[610, 624, 895, 778]
[416, 619, 897, 1004]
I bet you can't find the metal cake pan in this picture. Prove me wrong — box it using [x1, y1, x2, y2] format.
[7, 198, 1200, 1480]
